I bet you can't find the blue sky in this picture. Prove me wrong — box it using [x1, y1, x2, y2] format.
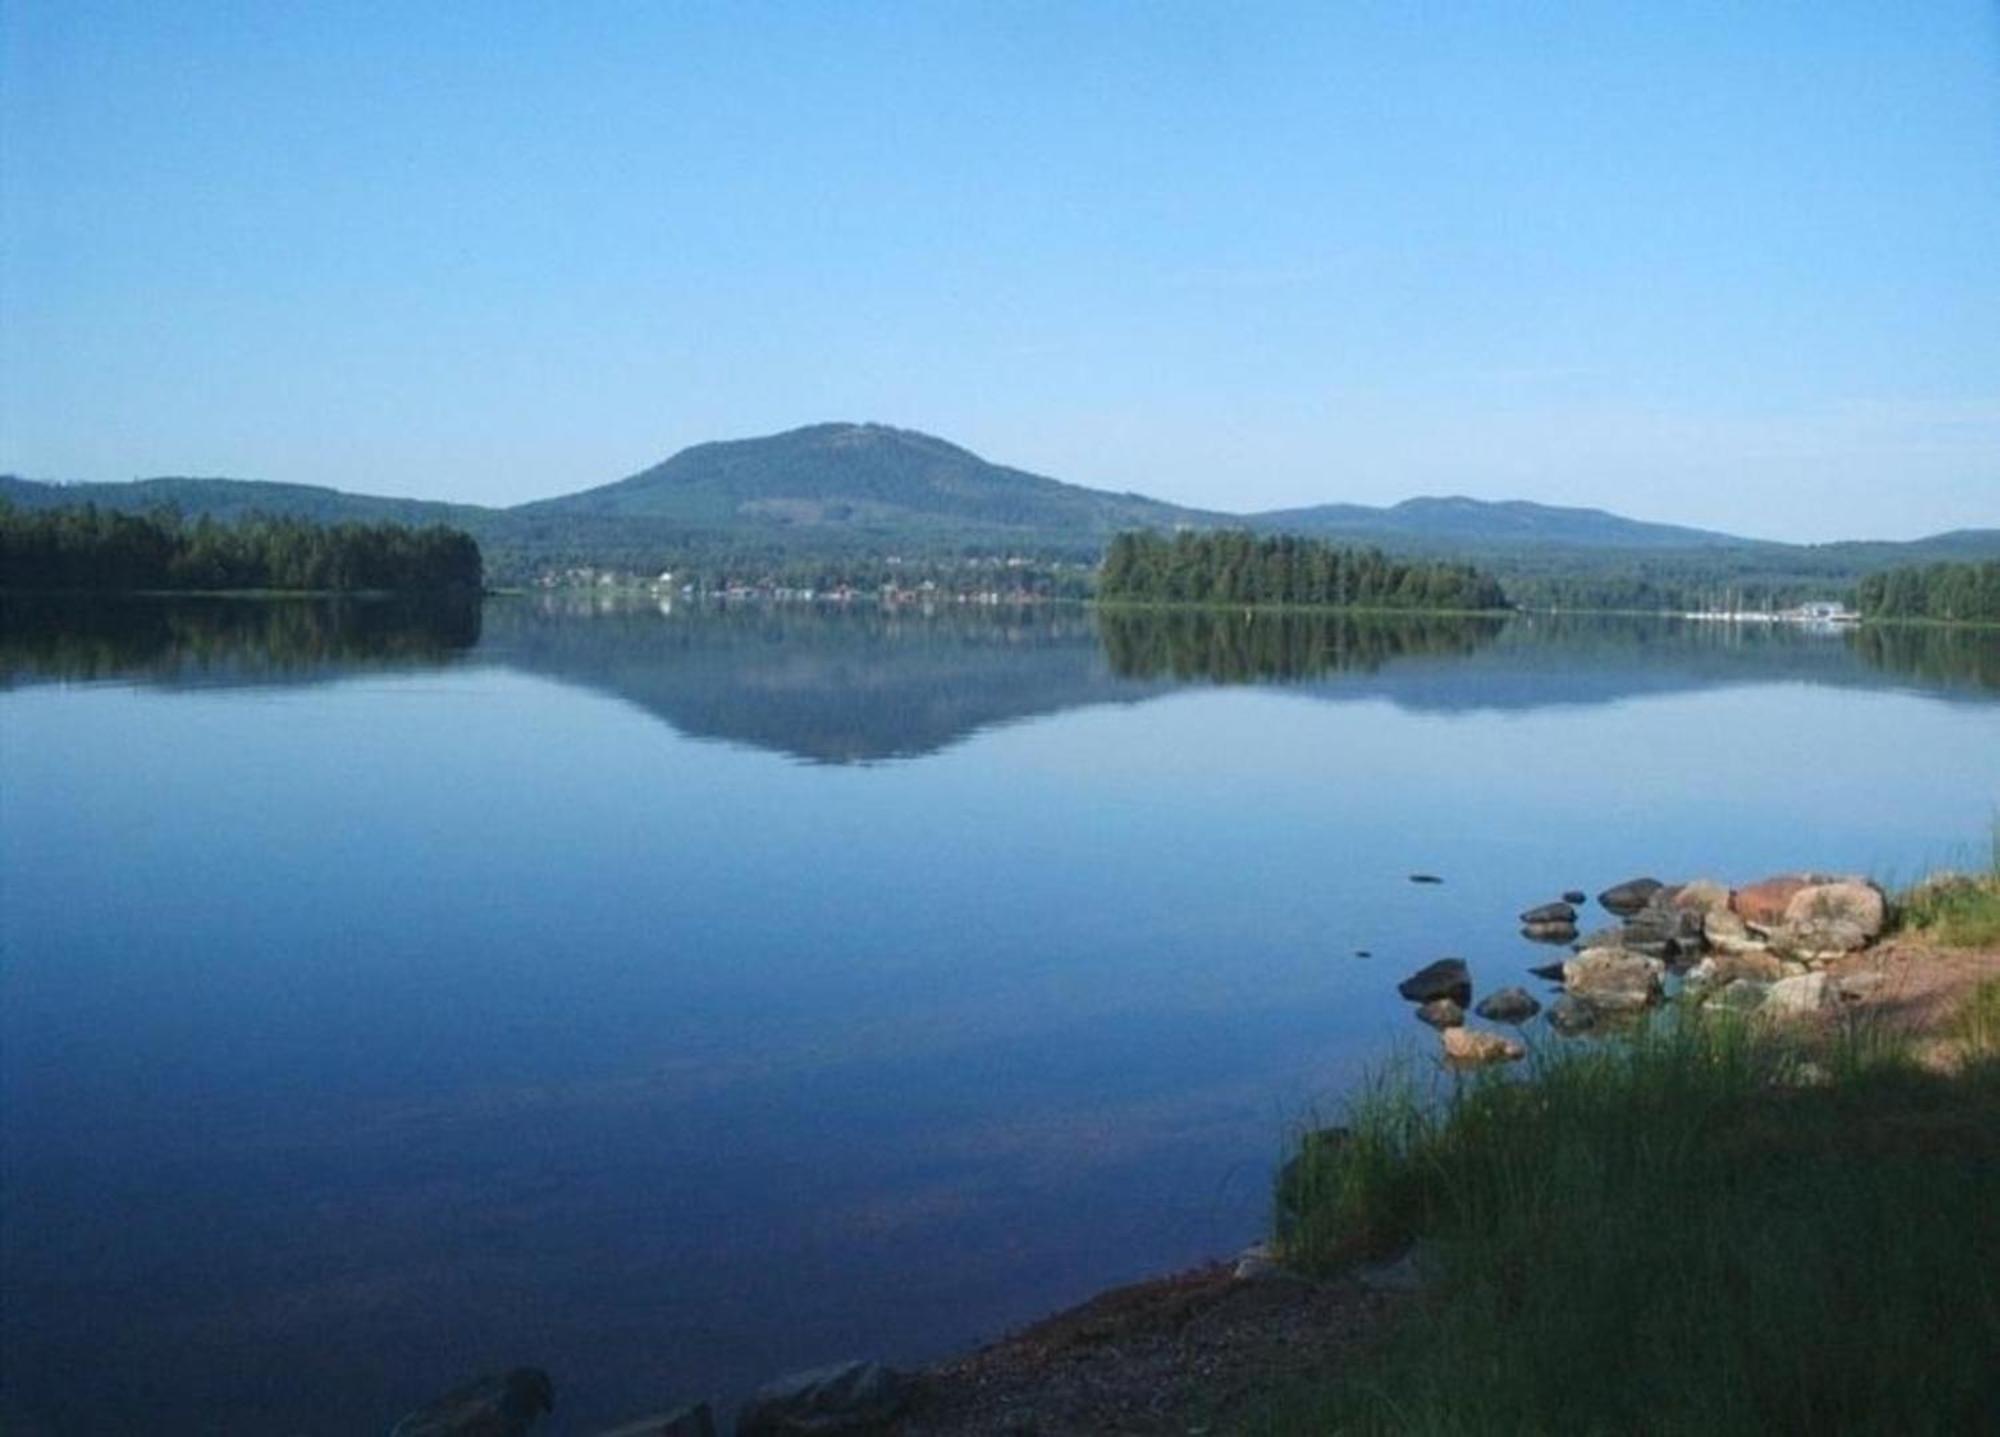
[3, 2, 1995, 540]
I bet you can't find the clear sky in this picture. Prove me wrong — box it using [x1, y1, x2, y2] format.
[3, 2, 1996, 541]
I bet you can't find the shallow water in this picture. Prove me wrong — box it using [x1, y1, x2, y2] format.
[3, 598, 1996, 1432]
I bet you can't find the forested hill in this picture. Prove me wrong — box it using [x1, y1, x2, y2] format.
[5, 423, 1996, 599]
[514, 422, 1216, 538]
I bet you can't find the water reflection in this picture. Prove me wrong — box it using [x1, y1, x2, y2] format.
[1098, 606, 1505, 681]
[0, 595, 481, 687]
[3, 597, 1995, 761]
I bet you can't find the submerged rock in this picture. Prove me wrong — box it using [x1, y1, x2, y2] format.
[1396, 958, 1472, 1006]
[1475, 987, 1541, 1023]
[1528, 960, 1569, 982]
[391, 1369, 553, 1437]
[736, 1361, 906, 1437]
[1408, 873, 1445, 885]
[1441, 1026, 1525, 1065]
[1598, 877, 1665, 916]
[1561, 890, 1588, 905]
[1416, 997, 1466, 1029]
[1563, 950, 1665, 1011]
[1521, 920, 1579, 945]
[1520, 900, 1578, 926]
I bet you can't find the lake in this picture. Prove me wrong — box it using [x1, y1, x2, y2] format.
[3, 597, 1997, 1433]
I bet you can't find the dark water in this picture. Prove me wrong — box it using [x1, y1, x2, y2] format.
[3, 597, 1997, 1433]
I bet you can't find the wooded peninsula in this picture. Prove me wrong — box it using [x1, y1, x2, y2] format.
[1097, 530, 1508, 611]
[0, 505, 483, 594]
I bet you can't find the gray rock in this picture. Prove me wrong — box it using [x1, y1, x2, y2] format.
[1563, 950, 1665, 1011]
[1622, 903, 1705, 957]
[1233, 1243, 1284, 1280]
[1575, 926, 1625, 952]
[1416, 997, 1465, 1029]
[1396, 958, 1471, 1006]
[1765, 972, 1834, 1017]
[1442, 1027, 1526, 1064]
[1520, 900, 1578, 925]
[1528, 960, 1569, 982]
[1598, 877, 1665, 916]
[1702, 909, 1766, 955]
[1668, 879, 1733, 917]
[391, 1369, 553, 1437]
[736, 1361, 905, 1437]
[1546, 994, 1597, 1034]
[1561, 890, 1588, 905]
[1475, 987, 1541, 1023]
[1769, 918, 1870, 961]
[596, 1405, 717, 1437]
[1782, 881, 1887, 941]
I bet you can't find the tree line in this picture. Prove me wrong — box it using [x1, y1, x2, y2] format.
[1855, 561, 2000, 624]
[1098, 530, 1508, 611]
[0, 504, 483, 593]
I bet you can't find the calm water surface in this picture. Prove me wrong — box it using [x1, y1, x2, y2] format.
[3, 598, 1997, 1432]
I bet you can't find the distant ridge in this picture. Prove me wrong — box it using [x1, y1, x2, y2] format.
[6, 423, 1996, 581]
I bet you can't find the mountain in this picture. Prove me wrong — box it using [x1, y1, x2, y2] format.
[516, 421, 1217, 537]
[0, 473, 493, 529]
[6, 424, 1996, 591]
[1252, 495, 1745, 550]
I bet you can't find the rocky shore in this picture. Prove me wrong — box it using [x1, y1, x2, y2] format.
[393, 868, 1998, 1437]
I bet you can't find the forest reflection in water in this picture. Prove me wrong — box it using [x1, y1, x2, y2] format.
[0, 594, 482, 687]
[1, 596, 1995, 756]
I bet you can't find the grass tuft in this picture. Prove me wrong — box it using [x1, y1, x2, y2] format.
[1256, 1015, 2000, 1434]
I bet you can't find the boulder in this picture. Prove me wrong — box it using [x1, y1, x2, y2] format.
[1702, 909, 1767, 955]
[1781, 881, 1886, 942]
[1668, 879, 1733, 917]
[1441, 1027, 1525, 1065]
[1233, 1243, 1283, 1281]
[1598, 877, 1664, 916]
[1621, 903, 1706, 958]
[1563, 950, 1665, 1011]
[1732, 874, 1827, 929]
[1396, 958, 1471, 1006]
[736, 1361, 906, 1437]
[1835, 970, 1886, 1001]
[1705, 951, 1785, 985]
[1765, 972, 1834, 1018]
[1575, 926, 1625, 952]
[1769, 919, 1870, 961]
[1520, 900, 1578, 925]
[1561, 890, 1588, 905]
[391, 1369, 553, 1437]
[595, 1406, 717, 1437]
[1475, 987, 1541, 1023]
[1416, 997, 1466, 1029]
[1547, 994, 1597, 1034]
[1520, 920, 1579, 945]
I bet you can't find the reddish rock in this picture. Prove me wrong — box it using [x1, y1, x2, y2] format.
[1732, 874, 1819, 928]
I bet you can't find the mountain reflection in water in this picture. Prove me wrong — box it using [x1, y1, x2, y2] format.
[3, 595, 1995, 763]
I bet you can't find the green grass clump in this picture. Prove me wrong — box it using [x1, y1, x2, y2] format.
[1258, 1018, 2000, 1434]
[1894, 827, 2000, 949]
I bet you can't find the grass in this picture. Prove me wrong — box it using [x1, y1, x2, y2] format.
[1891, 822, 2000, 949]
[1254, 1010, 2000, 1435]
